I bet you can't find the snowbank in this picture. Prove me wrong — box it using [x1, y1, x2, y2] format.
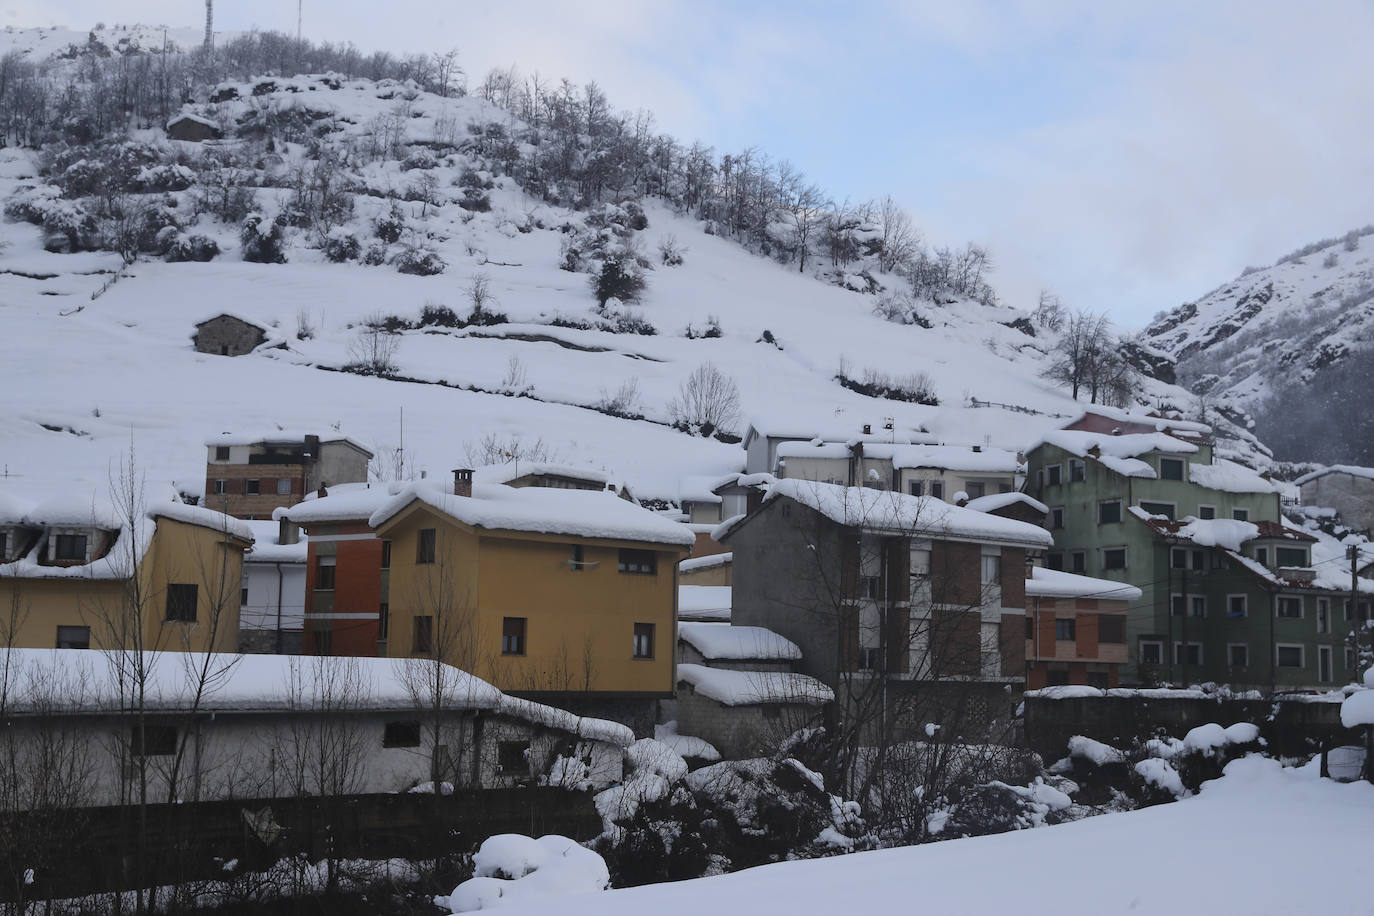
[442, 834, 609, 913]
[1067, 735, 1126, 765]
[1025, 567, 1141, 601]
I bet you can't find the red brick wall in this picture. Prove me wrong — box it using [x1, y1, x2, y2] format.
[931, 541, 980, 606]
[304, 520, 384, 657]
[1001, 548, 1026, 609]
[204, 463, 309, 519]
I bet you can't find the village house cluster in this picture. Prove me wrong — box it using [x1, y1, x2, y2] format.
[2, 407, 1372, 795]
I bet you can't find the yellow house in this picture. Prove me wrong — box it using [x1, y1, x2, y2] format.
[0, 492, 252, 653]
[370, 471, 694, 723]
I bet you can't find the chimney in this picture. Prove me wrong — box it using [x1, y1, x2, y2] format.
[1087, 444, 1102, 459]
[863, 424, 872, 435]
[304, 434, 320, 459]
[972, 444, 982, 453]
[746, 488, 764, 515]
[278, 516, 299, 546]
[317, 483, 328, 499]
[453, 468, 474, 497]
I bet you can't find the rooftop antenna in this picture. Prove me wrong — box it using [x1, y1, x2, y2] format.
[297, 0, 303, 45]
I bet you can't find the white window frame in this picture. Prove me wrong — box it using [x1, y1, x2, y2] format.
[1197, 504, 1216, 520]
[1253, 546, 1268, 566]
[1068, 458, 1086, 482]
[859, 574, 883, 600]
[1226, 594, 1248, 618]
[1226, 642, 1249, 668]
[1158, 457, 1185, 481]
[1171, 593, 1205, 617]
[1138, 499, 1177, 520]
[1318, 645, 1333, 682]
[1276, 595, 1303, 619]
[980, 553, 1001, 585]
[276, 477, 292, 496]
[1232, 507, 1250, 521]
[1100, 545, 1128, 570]
[1275, 643, 1305, 669]
[1050, 506, 1065, 529]
[1139, 639, 1164, 665]
[1046, 463, 1063, 487]
[1275, 546, 1309, 568]
[1070, 550, 1087, 574]
[1316, 598, 1330, 634]
[1173, 641, 1203, 665]
[1097, 499, 1123, 525]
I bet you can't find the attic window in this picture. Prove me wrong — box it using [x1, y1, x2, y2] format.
[1159, 458, 1184, 481]
[215, 446, 231, 461]
[1069, 459, 1086, 482]
[53, 534, 87, 562]
[1232, 508, 1250, 522]
[1276, 547, 1308, 567]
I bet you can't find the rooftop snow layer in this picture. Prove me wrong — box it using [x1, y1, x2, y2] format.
[496, 694, 635, 747]
[146, 500, 254, 542]
[761, 478, 1053, 547]
[1293, 464, 1374, 486]
[678, 622, 800, 660]
[1064, 405, 1211, 435]
[890, 444, 1023, 472]
[371, 482, 696, 547]
[274, 481, 405, 523]
[1025, 567, 1142, 601]
[964, 492, 1049, 515]
[1188, 459, 1278, 494]
[676, 663, 833, 706]
[678, 585, 732, 622]
[205, 429, 373, 453]
[243, 518, 308, 563]
[1031, 430, 1199, 461]
[679, 552, 732, 572]
[474, 461, 614, 487]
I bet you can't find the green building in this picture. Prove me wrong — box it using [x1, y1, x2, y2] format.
[1026, 427, 1368, 689]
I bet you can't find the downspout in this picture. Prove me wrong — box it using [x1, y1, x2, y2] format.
[275, 561, 285, 655]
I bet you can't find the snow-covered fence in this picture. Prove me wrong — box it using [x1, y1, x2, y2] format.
[967, 397, 1070, 418]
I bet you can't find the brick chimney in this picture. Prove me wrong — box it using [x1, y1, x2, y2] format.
[317, 483, 328, 498]
[453, 468, 474, 497]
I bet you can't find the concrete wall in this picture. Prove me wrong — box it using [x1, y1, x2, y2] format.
[192, 316, 265, 357]
[241, 559, 306, 634]
[674, 685, 822, 759]
[1301, 473, 1374, 533]
[313, 441, 371, 491]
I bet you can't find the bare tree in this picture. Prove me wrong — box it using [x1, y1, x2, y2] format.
[1039, 308, 1109, 401]
[876, 196, 920, 275]
[347, 320, 400, 375]
[668, 362, 742, 437]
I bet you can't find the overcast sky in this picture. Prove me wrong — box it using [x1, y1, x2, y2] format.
[6, 1, 1373, 328]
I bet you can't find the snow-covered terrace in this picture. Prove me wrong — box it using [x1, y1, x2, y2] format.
[678, 622, 800, 662]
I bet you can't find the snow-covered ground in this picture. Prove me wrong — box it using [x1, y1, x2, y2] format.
[485, 756, 1372, 916]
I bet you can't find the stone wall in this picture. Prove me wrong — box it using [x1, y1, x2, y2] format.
[193, 315, 266, 357]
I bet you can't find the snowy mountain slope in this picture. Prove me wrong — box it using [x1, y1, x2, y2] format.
[0, 71, 1266, 509]
[0, 23, 214, 61]
[1145, 226, 1374, 405]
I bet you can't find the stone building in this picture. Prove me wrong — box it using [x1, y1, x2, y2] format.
[166, 113, 223, 142]
[204, 432, 373, 519]
[1296, 466, 1374, 534]
[192, 313, 267, 356]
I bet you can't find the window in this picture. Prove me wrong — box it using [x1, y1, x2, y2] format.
[1069, 459, 1086, 482]
[245, 479, 261, 495]
[130, 725, 178, 758]
[908, 480, 924, 497]
[1098, 615, 1125, 643]
[1170, 595, 1206, 617]
[859, 575, 883, 599]
[1070, 551, 1086, 574]
[910, 547, 931, 580]
[633, 622, 655, 659]
[1055, 619, 1076, 641]
[1276, 547, 1308, 568]
[53, 534, 87, 562]
[165, 583, 198, 622]
[1139, 640, 1164, 664]
[312, 629, 333, 656]
[965, 482, 986, 499]
[1173, 642, 1203, 666]
[1046, 552, 1065, 571]
[1227, 595, 1248, 617]
[1277, 596, 1302, 619]
[416, 528, 436, 564]
[315, 555, 336, 590]
[1097, 500, 1122, 524]
[858, 646, 882, 671]
[1170, 548, 1204, 571]
[1254, 546, 1269, 566]
[412, 615, 434, 655]
[1159, 458, 1184, 481]
[1228, 643, 1249, 668]
[276, 477, 292, 495]
[380, 540, 391, 569]
[378, 602, 389, 640]
[1139, 501, 1175, 520]
[980, 554, 1001, 584]
[1198, 505, 1216, 520]
[1349, 646, 1358, 671]
[383, 720, 421, 748]
[1319, 645, 1333, 682]
[570, 544, 585, 570]
[56, 625, 90, 649]
[1232, 508, 1250, 521]
[1101, 547, 1127, 570]
[1317, 598, 1330, 634]
[618, 549, 657, 575]
[1050, 507, 1065, 529]
[1346, 599, 1371, 622]
[1025, 616, 1034, 640]
[214, 446, 231, 461]
[1276, 644, 1304, 668]
[1047, 464, 1063, 486]
[213, 479, 227, 495]
[1047, 669, 1070, 686]
[241, 586, 249, 606]
[498, 741, 529, 774]
[502, 617, 527, 655]
[929, 481, 945, 500]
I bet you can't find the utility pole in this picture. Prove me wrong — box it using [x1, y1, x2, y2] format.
[204, 0, 213, 52]
[1352, 545, 1363, 681]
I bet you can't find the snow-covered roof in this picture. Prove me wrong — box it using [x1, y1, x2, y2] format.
[371, 482, 696, 548]
[776, 441, 853, 460]
[1025, 567, 1141, 601]
[1294, 465, 1374, 487]
[745, 414, 931, 446]
[274, 481, 403, 524]
[678, 585, 732, 623]
[676, 663, 833, 706]
[474, 461, 612, 487]
[964, 492, 1049, 515]
[0, 490, 35, 525]
[24, 491, 123, 529]
[1030, 430, 1199, 466]
[495, 694, 635, 747]
[166, 112, 220, 130]
[194, 311, 268, 331]
[679, 552, 732, 573]
[1340, 670, 1374, 727]
[754, 478, 1053, 548]
[891, 445, 1023, 473]
[243, 519, 308, 564]
[1188, 459, 1278, 494]
[146, 501, 254, 543]
[206, 429, 373, 454]
[1063, 406, 1211, 435]
[679, 622, 799, 661]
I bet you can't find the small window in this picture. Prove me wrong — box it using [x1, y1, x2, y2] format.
[570, 544, 585, 570]
[1139, 640, 1164, 664]
[1171, 548, 1205, 571]
[312, 629, 333, 656]
[315, 555, 336, 590]
[1227, 595, 1248, 617]
[1276, 644, 1304, 668]
[1228, 643, 1249, 668]
[1098, 615, 1125, 643]
[1097, 500, 1122, 525]
[1139, 501, 1175, 519]
[1170, 595, 1205, 617]
[241, 586, 249, 606]
[910, 548, 931, 580]
[1046, 551, 1065, 571]
[618, 549, 657, 575]
[980, 554, 1000, 584]
[1069, 459, 1086, 482]
[380, 540, 392, 569]
[1047, 669, 1070, 686]
[498, 741, 529, 775]
[502, 617, 527, 655]
[633, 622, 655, 659]
[857, 647, 882, 671]
[1047, 464, 1063, 486]
[1050, 507, 1064, 529]
[416, 529, 436, 564]
[1198, 505, 1216, 520]
[56, 625, 90, 649]
[908, 480, 924, 497]
[859, 575, 883, 599]
[1232, 508, 1250, 521]
[965, 482, 986, 499]
[130, 724, 178, 758]
[1159, 458, 1184, 481]
[412, 615, 434, 655]
[929, 481, 945, 500]
[1254, 546, 1269, 566]
[1025, 616, 1034, 640]
[1276, 547, 1308, 568]
[1055, 619, 1076, 641]
[245, 479, 261, 495]
[1317, 598, 1330, 634]
[1101, 547, 1127, 570]
[1277, 596, 1302, 619]
[53, 534, 87, 562]
[215, 446, 231, 461]
[1070, 551, 1086, 574]
[213, 479, 227, 495]
[165, 583, 198, 622]
[276, 477, 292, 496]
[1173, 642, 1202, 665]
[383, 720, 421, 748]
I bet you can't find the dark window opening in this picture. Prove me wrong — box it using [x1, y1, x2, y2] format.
[412, 615, 434, 655]
[1159, 458, 1184, 481]
[165, 583, 198, 622]
[1232, 508, 1250, 521]
[1098, 616, 1125, 643]
[1140, 501, 1175, 519]
[383, 720, 421, 748]
[1101, 548, 1126, 570]
[416, 529, 436, 564]
[312, 629, 333, 656]
[1229, 644, 1249, 668]
[380, 540, 392, 569]
[315, 556, 336, 590]
[498, 740, 529, 774]
[53, 534, 87, 562]
[502, 617, 527, 655]
[930, 481, 945, 500]
[215, 446, 231, 461]
[56, 625, 90, 649]
[130, 724, 178, 758]
[1098, 500, 1122, 525]
[1276, 645, 1304, 668]
[618, 549, 657, 575]
[1070, 551, 1086, 574]
[1055, 619, 1076, 641]
[245, 479, 260, 495]
[1276, 547, 1308, 567]
[633, 622, 655, 659]
[378, 602, 390, 640]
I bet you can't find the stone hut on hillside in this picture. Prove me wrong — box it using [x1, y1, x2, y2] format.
[166, 113, 223, 142]
[194, 314, 267, 356]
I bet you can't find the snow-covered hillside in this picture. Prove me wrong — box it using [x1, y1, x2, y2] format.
[0, 23, 213, 61]
[0, 60, 1269, 508]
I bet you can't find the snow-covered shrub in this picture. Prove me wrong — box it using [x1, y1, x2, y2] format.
[401, 147, 438, 170]
[373, 204, 407, 243]
[658, 234, 685, 266]
[134, 163, 195, 192]
[595, 378, 643, 420]
[458, 188, 491, 212]
[321, 227, 361, 263]
[458, 168, 494, 190]
[346, 322, 400, 375]
[929, 778, 1072, 839]
[684, 315, 723, 339]
[835, 363, 939, 405]
[419, 303, 461, 327]
[440, 834, 609, 914]
[163, 232, 220, 262]
[466, 303, 509, 326]
[600, 306, 656, 336]
[362, 243, 388, 266]
[40, 201, 99, 253]
[240, 213, 287, 263]
[393, 245, 446, 276]
[668, 362, 741, 437]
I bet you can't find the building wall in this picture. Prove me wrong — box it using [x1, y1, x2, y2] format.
[192, 316, 265, 356]
[381, 506, 682, 698]
[679, 560, 732, 586]
[303, 520, 385, 657]
[1300, 474, 1374, 533]
[674, 686, 821, 759]
[314, 442, 372, 492]
[203, 462, 310, 520]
